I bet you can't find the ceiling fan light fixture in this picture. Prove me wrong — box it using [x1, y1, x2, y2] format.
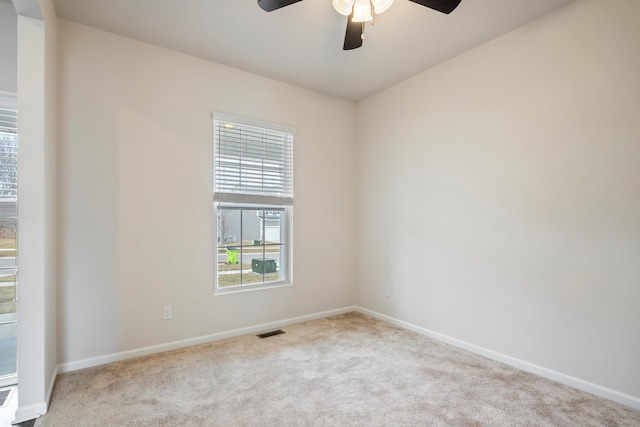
[259, 0, 463, 51]
[332, 0, 355, 16]
[352, 0, 373, 22]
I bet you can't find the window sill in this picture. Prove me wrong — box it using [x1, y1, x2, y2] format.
[214, 281, 292, 296]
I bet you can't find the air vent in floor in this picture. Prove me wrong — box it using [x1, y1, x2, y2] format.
[257, 329, 285, 339]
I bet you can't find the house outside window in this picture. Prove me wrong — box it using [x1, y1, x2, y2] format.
[0, 91, 18, 381]
[213, 113, 294, 292]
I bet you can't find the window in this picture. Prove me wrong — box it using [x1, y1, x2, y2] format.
[0, 91, 18, 379]
[0, 94, 17, 200]
[213, 113, 294, 292]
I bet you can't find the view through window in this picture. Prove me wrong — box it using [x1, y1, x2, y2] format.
[213, 114, 293, 291]
[0, 92, 18, 381]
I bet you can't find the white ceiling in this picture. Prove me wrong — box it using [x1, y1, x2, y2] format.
[51, 0, 574, 101]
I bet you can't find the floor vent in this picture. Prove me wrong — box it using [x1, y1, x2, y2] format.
[0, 388, 13, 407]
[257, 329, 285, 339]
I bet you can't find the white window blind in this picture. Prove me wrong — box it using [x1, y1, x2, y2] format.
[0, 93, 18, 203]
[0, 107, 17, 134]
[213, 114, 294, 206]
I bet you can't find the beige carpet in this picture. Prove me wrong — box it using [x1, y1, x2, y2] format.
[37, 313, 640, 426]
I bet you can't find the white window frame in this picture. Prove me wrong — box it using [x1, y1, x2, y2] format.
[0, 91, 18, 311]
[213, 113, 294, 294]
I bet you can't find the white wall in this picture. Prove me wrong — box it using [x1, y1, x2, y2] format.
[0, 1, 17, 93]
[57, 20, 357, 365]
[41, 0, 57, 412]
[15, 0, 58, 422]
[356, 0, 640, 403]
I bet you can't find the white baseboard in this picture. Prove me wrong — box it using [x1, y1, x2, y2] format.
[0, 374, 17, 388]
[12, 402, 47, 425]
[354, 306, 640, 411]
[13, 364, 58, 425]
[57, 306, 358, 374]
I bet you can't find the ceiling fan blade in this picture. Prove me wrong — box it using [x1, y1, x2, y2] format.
[343, 14, 364, 50]
[407, 0, 462, 14]
[257, 0, 304, 12]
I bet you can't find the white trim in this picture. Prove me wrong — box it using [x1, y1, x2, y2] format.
[0, 374, 17, 388]
[57, 306, 357, 374]
[211, 112, 296, 136]
[12, 366, 57, 425]
[214, 193, 293, 206]
[12, 402, 46, 425]
[354, 307, 640, 411]
[214, 281, 292, 296]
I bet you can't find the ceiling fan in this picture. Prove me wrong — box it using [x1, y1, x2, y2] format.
[257, 0, 462, 50]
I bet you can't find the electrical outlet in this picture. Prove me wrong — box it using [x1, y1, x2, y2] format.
[384, 287, 390, 297]
[163, 305, 172, 320]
